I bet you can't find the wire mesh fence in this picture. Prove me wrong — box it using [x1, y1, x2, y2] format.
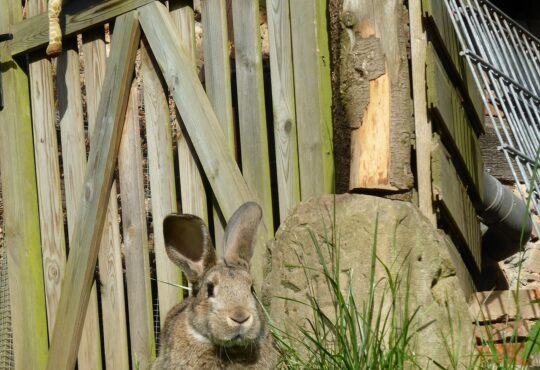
[0, 246, 13, 370]
[443, 0, 540, 235]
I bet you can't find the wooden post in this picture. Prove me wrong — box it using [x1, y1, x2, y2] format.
[342, 0, 414, 193]
[267, 0, 300, 222]
[0, 0, 48, 368]
[46, 12, 140, 370]
[290, 0, 334, 198]
[409, 0, 436, 223]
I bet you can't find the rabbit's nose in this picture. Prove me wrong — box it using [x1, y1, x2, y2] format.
[228, 309, 251, 325]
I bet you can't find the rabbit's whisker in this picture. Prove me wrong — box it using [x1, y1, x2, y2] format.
[149, 277, 192, 291]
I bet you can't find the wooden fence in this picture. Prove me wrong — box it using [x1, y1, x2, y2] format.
[0, 0, 333, 369]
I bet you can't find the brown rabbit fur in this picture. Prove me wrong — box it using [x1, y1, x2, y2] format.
[152, 202, 277, 369]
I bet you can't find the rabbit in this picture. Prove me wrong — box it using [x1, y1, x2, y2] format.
[152, 202, 277, 369]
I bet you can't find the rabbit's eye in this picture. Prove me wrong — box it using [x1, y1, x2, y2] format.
[207, 282, 215, 297]
[250, 285, 256, 295]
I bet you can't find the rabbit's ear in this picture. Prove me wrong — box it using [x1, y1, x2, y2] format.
[163, 214, 216, 283]
[223, 202, 262, 267]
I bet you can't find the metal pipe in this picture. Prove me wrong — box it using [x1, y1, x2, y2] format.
[480, 172, 533, 261]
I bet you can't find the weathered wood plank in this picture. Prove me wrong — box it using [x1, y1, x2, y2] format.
[232, 0, 274, 236]
[200, 0, 235, 255]
[141, 42, 182, 324]
[426, 44, 483, 202]
[409, 0, 436, 224]
[46, 12, 140, 370]
[432, 137, 482, 270]
[170, 1, 208, 222]
[57, 38, 103, 370]
[289, 0, 334, 198]
[26, 0, 67, 344]
[82, 27, 130, 370]
[470, 290, 540, 323]
[200, 0, 235, 154]
[343, 0, 414, 192]
[118, 79, 156, 369]
[231, 0, 274, 280]
[139, 2, 266, 287]
[0, 0, 48, 368]
[267, 0, 300, 222]
[9, 0, 155, 56]
[422, 0, 484, 130]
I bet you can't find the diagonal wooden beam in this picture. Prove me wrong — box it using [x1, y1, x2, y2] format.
[9, 0, 153, 56]
[139, 1, 254, 223]
[139, 2, 268, 287]
[46, 11, 140, 370]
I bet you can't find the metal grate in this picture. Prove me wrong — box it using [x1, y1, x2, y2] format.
[444, 0, 540, 235]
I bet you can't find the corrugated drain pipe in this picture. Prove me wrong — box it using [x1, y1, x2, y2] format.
[479, 171, 533, 261]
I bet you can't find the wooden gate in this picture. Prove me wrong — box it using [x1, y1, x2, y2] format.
[0, 0, 332, 369]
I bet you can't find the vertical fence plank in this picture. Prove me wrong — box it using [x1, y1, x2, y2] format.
[200, 0, 235, 255]
[46, 13, 140, 370]
[289, 0, 334, 198]
[82, 28, 130, 370]
[170, 1, 208, 222]
[409, 0, 436, 224]
[26, 0, 66, 340]
[0, 0, 48, 368]
[141, 43, 182, 326]
[232, 0, 274, 238]
[267, 0, 300, 222]
[118, 80, 156, 369]
[56, 39, 104, 370]
[139, 2, 267, 288]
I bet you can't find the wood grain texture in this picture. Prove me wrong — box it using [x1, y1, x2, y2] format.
[170, 1, 208, 222]
[426, 44, 483, 203]
[349, 74, 392, 189]
[118, 80, 156, 369]
[141, 43, 182, 324]
[0, 0, 48, 368]
[343, 0, 414, 191]
[289, 0, 334, 198]
[27, 54, 65, 332]
[10, 0, 154, 55]
[83, 27, 130, 370]
[57, 39, 103, 370]
[422, 0, 484, 131]
[46, 12, 140, 370]
[26, 0, 67, 345]
[232, 0, 274, 236]
[200, 0, 235, 255]
[431, 137, 482, 270]
[139, 2, 266, 287]
[409, 0, 436, 224]
[200, 0, 235, 153]
[267, 0, 300, 222]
